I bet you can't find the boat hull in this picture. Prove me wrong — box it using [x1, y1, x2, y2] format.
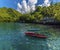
[25, 32, 47, 38]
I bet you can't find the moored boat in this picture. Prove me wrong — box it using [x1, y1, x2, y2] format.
[25, 32, 47, 38]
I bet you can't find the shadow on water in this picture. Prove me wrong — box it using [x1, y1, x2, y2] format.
[46, 25, 60, 29]
[11, 34, 49, 50]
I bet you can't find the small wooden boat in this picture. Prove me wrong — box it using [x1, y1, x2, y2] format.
[25, 32, 47, 38]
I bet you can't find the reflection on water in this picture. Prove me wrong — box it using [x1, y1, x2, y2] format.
[0, 23, 60, 50]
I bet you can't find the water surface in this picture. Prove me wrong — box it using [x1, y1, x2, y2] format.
[0, 23, 60, 50]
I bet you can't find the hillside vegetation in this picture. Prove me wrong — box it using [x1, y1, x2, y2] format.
[19, 2, 60, 23]
[0, 3, 60, 23]
[0, 7, 22, 22]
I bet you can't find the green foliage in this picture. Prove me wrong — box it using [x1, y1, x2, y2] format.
[0, 2, 60, 22]
[0, 7, 22, 22]
[53, 3, 60, 21]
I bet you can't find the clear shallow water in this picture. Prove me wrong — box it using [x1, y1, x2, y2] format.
[0, 23, 60, 50]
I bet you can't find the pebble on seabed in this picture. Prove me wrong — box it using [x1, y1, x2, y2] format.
[26, 42, 30, 44]
[53, 46, 56, 50]
[48, 43, 51, 47]
[19, 42, 23, 44]
[26, 38, 29, 41]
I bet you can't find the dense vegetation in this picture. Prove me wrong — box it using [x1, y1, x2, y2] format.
[0, 7, 22, 22]
[19, 2, 60, 23]
[0, 2, 60, 23]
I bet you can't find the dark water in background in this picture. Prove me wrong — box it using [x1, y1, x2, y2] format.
[0, 22, 60, 50]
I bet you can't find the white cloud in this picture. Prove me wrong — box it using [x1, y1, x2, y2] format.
[17, 3, 22, 13]
[28, 0, 37, 4]
[17, 0, 38, 14]
[43, 0, 50, 6]
[17, 0, 51, 14]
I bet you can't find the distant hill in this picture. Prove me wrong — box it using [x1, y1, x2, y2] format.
[0, 2, 60, 25]
[0, 7, 22, 22]
[18, 2, 60, 24]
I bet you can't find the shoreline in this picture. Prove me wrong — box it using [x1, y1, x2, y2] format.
[17, 21, 60, 25]
[0, 22, 60, 28]
[0, 21, 60, 26]
[0, 21, 60, 25]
